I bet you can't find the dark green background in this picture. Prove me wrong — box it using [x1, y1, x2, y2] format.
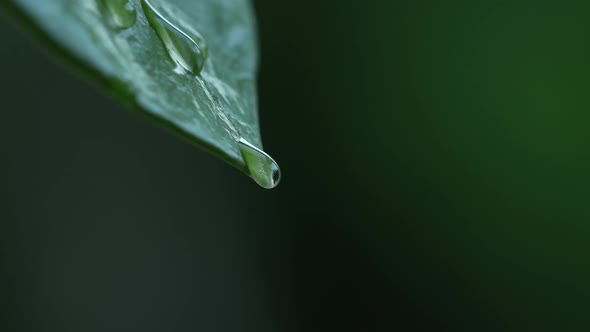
[2, 0, 590, 331]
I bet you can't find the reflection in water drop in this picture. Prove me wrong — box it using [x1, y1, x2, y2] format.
[99, 0, 136, 28]
[141, 0, 208, 75]
[238, 138, 281, 189]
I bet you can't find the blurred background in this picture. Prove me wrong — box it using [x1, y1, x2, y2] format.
[2, 0, 590, 331]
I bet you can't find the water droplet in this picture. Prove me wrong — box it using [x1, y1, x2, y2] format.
[141, 0, 208, 75]
[238, 138, 281, 189]
[99, 0, 137, 29]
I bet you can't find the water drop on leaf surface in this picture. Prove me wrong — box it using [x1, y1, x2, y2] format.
[141, 0, 208, 75]
[100, 0, 136, 28]
[238, 138, 281, 189]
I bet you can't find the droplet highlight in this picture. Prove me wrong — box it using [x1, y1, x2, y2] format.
[238, 138, 281, 189]
[141, 0, 208, 75]
[99, 0, 137, 29]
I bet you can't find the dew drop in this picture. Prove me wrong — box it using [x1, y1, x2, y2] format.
[141, 0, 208, 75]
[238, 138, 281, 189]
[99, 0, 137, 29]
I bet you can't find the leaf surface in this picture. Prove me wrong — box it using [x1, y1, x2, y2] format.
[1, 0, 279, 187]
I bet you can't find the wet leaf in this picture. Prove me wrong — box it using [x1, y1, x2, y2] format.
[0, 0, 280, 188]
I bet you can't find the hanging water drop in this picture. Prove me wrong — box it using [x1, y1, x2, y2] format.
[141, 0, 208, 75]
[238, 138, 281, 189]
[99, 0, 137, 29]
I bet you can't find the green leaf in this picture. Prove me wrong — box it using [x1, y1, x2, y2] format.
[0, 0, 280, 188]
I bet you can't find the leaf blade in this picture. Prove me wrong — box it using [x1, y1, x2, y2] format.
[3, 0, 268, 177]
